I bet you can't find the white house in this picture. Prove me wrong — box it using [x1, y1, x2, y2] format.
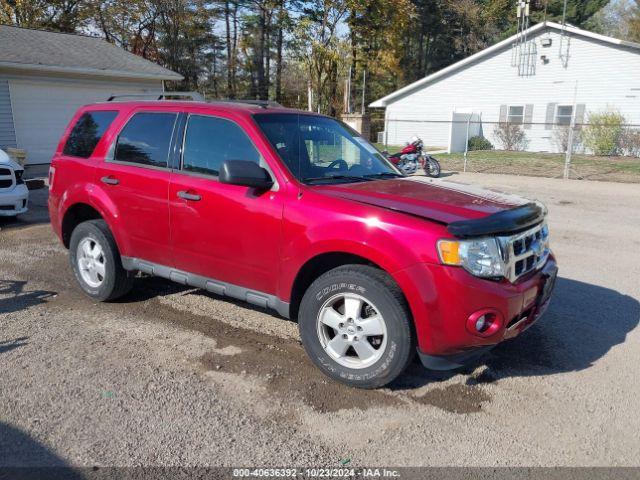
[0, 25, 182, 165]
[370, 22, 640, 153]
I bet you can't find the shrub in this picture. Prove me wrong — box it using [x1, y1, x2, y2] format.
[582, 110, 626, 155]
[619, 129, 640, 157]
[467, 135, 493, 151]
[553, 125, 582, 153]
[492, 122, 529, 151]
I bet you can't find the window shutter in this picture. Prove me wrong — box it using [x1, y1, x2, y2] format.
[545, 103, 557, 130]
[574, 104, 586, 126]
[499, 105, 508, 123]
[524, 104, 534, 129]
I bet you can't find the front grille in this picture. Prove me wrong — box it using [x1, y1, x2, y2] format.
[0, 205, 14, 211]
[0, 179, 12, 188]
[498, 223, 550, 282]
[0, 168, 11, 176]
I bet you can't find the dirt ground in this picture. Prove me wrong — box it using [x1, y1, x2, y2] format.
[1, 173, 639, 469]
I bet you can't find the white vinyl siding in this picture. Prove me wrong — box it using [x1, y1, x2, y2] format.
[382, 26, 640, 153]
[0, 77, 16, 149]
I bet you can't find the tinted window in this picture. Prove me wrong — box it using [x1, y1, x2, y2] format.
[182, 115, 261, 176]
[114, 112, 177, 168]
[63, 111, 118, 158]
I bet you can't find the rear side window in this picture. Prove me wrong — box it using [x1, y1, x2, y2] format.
[63, 110, 118, 158]
[114, 112, 177, 168]
[182, 115, 261, 176]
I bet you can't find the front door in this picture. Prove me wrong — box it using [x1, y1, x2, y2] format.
[96, 110, 179, 265]
[169, 113, 283, 295]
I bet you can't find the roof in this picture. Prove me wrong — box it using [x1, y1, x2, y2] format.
[0, 25, 182, 81]
[370, 21, 640, 107]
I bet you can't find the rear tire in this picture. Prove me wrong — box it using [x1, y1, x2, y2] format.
[298, 265, 415, 389]
[69, 219, 133, 301]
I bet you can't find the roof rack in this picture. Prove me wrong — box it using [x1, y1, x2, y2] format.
[105, 93, 283, 109]
[210, 99, 283, 109]
[106, 92, 204, 102]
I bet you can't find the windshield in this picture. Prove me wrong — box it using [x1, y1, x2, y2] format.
[253, 113, 402, 184]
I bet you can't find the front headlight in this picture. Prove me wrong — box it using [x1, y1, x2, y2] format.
[437, 238, 505, 278]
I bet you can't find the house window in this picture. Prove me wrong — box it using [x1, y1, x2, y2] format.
[556, 105, 573, 125]
[508, 106, 525, 124]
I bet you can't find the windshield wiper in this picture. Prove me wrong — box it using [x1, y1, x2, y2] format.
[363, 172, 405, 180]
[303, 175, 373, 184]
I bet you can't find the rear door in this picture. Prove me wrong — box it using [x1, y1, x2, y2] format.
[96, 108, 180, 265]
[168, 112, 283, 295]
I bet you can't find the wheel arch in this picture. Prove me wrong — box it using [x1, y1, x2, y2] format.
[288, 251, 408, 321]
[58, 180, 127, 252]
[61, 203, 104, 248]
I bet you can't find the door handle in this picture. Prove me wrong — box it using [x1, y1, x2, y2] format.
[177, 190, 201, 201]
[101, 176, 119, 185]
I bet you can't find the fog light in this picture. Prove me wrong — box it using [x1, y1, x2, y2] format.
[466, 309, 503, 337]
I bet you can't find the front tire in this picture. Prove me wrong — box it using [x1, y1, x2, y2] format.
[424, 155, 441, 177]
[298, 265, 415, 389]
[69, 219, 133, 301]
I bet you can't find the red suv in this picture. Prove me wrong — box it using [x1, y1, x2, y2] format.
[49, 100, 557, 388]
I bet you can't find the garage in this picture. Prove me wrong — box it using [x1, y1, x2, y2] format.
[0, 25, 182, 166]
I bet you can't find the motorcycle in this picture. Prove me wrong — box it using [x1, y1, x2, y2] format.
[385, 136, 441, 178]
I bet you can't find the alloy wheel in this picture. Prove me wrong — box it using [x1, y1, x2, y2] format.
[76, 237, 106, 288]
[316, 293, 388, 369]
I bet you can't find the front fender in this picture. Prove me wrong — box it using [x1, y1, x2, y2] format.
[277, 192, 447, 301]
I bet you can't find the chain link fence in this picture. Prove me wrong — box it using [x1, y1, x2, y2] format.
[374, 117, 640, 183]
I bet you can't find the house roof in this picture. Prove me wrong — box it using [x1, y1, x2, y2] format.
[370, 21, 640, 107]
[0, 25, 182, 81]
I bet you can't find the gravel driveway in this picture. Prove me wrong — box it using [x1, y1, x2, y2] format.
[1, 173, 639, 469]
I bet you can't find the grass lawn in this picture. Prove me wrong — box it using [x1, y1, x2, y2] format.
[438, 150, 640, 182]
[374, 145, 640, 183]
[373, 143, 444, 154]
[373, 143, 401, 154]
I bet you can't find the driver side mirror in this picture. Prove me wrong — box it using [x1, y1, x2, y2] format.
[219, 160, 274, 190]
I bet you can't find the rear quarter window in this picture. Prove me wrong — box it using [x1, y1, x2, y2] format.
[63, 110, 119, 158]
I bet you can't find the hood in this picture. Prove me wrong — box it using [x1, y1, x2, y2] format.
[0, 149, 22, 171]
[312, 177, 529, 225]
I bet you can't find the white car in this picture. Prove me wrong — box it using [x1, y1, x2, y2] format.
[0, 148, 28, 217]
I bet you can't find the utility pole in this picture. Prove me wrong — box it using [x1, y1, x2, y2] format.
[563, 80, 578, 179]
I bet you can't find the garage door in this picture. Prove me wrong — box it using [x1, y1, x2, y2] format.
[10, 79, 160, 165]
